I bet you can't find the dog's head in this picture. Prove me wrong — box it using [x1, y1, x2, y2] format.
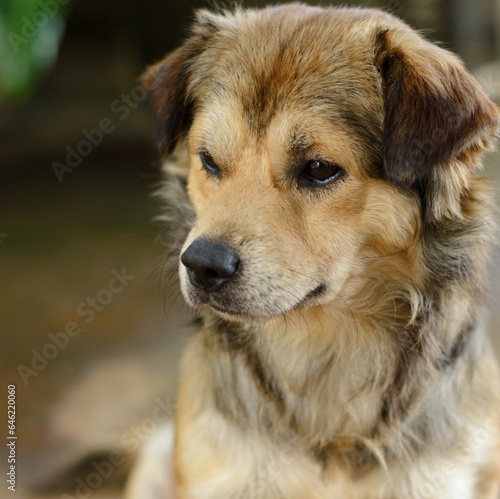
[144, 5, 498, 321]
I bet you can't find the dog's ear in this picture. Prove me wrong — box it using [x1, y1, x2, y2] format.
[141, 47, 195, 155]
[376, 28, 499, 187]
[141, 11, 220, 155]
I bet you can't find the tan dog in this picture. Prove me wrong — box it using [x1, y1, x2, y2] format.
[130, 4, 500, 498]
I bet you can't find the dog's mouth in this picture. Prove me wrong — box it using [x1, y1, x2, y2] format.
[293, 283, 327, 309]
[179, 239, 329, 318]
[197, 282, 328, 319]
[209, 301, 246, 317]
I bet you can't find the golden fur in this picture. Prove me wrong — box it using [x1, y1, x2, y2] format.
[129, 4, 500, 498]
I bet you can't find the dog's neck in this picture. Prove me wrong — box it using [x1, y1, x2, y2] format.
[200, 280, 482, 468]
[204, 303, 402, 437]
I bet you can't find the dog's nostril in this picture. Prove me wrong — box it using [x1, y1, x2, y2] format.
[181, 239, 240, 292]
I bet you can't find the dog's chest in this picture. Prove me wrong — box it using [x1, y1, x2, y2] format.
[212, 315, 395, 444]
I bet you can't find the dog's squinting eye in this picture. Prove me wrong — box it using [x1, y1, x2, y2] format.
[199, 152, 221, 178]
[302, 160, 344, 186]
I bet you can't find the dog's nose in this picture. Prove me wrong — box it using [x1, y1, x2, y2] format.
[181, 239, 240, 293]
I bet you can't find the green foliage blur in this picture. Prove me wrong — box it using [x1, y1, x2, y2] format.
[0, 0, 70, 103]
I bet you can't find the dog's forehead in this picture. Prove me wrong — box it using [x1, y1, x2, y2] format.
[189, 7, 384, 154]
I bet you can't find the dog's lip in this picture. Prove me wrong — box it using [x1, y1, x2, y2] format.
[294, 283, 327, 308]
[205, 283, 327, 318]
[209, 300, 244, 317]
[208, 300, 262, 322]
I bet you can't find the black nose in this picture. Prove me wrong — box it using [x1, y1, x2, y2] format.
[181, 239, 240, 293]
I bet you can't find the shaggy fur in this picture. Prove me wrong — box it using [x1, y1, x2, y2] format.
[129, 4, 500, 498]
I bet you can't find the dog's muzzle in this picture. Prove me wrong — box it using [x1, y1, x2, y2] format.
[181, 239, 240, 293]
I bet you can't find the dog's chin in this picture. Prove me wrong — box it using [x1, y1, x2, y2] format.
[181, 281, 328, 321]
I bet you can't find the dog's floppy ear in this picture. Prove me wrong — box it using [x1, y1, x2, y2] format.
[141, 11, 220, 155]
[376, 28, 499, 187]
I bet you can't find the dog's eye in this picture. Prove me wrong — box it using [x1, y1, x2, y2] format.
[199, 152, 221, 177]
[303, 160, 344, 186]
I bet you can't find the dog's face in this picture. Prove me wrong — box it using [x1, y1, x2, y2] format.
[180, 72, 417, 319]
[144, 5, 498, 321]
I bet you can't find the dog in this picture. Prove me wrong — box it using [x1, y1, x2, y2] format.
[128, 4, 500, 498]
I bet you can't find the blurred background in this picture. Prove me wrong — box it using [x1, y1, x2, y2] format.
[1, 0, 500, 497]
